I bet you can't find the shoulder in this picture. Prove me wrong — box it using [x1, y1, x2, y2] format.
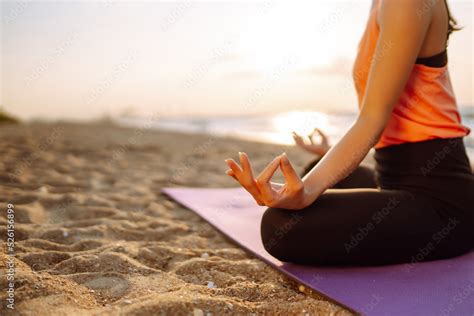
[379, 0, 435, 14]
[377, 0, 434, 27]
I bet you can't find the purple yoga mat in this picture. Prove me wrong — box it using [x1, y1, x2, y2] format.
[163, 187, 474, 315]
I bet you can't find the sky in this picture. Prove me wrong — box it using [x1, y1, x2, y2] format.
[1, 0, 473, 120]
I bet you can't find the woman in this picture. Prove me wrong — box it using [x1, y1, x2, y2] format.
[224, 0, 473, 266]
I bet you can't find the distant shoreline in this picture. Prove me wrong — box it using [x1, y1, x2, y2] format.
[117, 110, 474, 159]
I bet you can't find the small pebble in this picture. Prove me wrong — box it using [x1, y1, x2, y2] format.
[63, 231, 69, 237]
[206, 281, 216, 289]
[193, 308, 204, 316]
[201, 252, 209, 259]
[38, 186, 48, 193]
[123, 299, 132, 304]
[298, 285, 305, 293]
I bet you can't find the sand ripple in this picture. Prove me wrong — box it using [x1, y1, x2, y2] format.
[0, 122, 351, 315]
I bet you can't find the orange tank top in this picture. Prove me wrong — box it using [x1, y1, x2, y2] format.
[353, 0, 470, 149]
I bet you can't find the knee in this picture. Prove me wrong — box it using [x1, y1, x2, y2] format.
[260, 206, 339, 265]
[260, 207, 301, 262]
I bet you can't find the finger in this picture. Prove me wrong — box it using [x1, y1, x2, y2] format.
[239, 152, 255, 180]
[238, 152, 261, 193]
[256, 155, 281, 196]
[227, 166, 264, 204]
[293, 138, 304, 146]
[225, 158, 243, 176]
[315, 128, 328, 142]
[310, 128, 327, 145]
[292, 133, 306, 146]
[293, 137, 303, 145]
[280, 153, 303, 188]
[308, 130, 316, 144]
[229, 155, 265, 204]
[225, 169, 238, 181]
[256, 155, 281, 184]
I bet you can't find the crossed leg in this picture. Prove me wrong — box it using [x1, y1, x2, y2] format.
[261, 159, 469, 265]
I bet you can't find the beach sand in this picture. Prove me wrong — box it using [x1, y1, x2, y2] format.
[0, 121, 360, 315]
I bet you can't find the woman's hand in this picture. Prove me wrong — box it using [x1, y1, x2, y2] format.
[224, 152, 310, 210]
[292, 128, 330, 156]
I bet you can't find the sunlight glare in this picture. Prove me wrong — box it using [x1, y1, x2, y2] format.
[270, 111, 331, 144]
[237, 2, 335, 73]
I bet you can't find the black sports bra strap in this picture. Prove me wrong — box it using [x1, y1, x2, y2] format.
[415, 1, 450, 68]
[415, 50, 448, 68]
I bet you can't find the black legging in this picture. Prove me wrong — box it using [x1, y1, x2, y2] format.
[260, 137, 474, 266]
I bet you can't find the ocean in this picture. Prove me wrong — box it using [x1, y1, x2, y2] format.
[119, 109, 474, 158]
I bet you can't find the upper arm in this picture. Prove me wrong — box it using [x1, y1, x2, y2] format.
[359, 0, 433, 131]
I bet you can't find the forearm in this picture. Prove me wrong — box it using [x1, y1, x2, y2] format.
[301, 115, 383, 205]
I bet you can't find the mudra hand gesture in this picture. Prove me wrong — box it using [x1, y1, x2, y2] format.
[224, 152, 310, 210]
[292, 128, 330, 156]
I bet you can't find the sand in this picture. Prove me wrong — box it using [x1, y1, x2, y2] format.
[0, 121, 354, 315]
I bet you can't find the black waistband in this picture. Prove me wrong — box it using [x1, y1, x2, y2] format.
[415, 50, 447, 68]
[374, 137, 471, 178]
[373, 138, 474, 212]
[373, 138, 473, 207]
